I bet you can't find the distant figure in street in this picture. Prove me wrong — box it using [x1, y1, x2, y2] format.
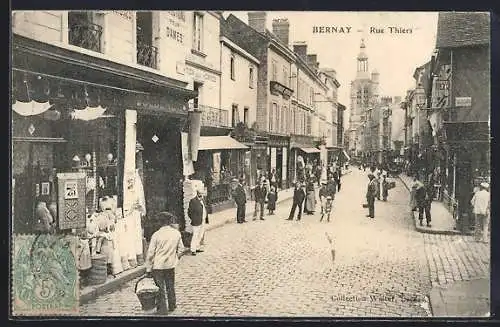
[304, 178, 316, 214]
[381, 173, 389, 201]
[267, 186, 278, 215]
[232, 178, 247, 224]
[326, 175, 337, 199]
[365, 174, 378, 219]
[269, 169, 278, 189]
[410, 177, 421, 211]
[187, 190, 208, 256]
[145, 212, 184, 314]
[287, 182, 306, 221]
[471, 182, 490, 243]
[333, 169, 341, 192]
[415, 177, 432, 227]
[319, 181, 332, 222]
[253, 178, 267, 221]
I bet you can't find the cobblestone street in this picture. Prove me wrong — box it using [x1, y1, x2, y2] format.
[79, 169, 489, 317]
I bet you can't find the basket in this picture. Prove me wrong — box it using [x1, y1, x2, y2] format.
[135, 276, 160, 311]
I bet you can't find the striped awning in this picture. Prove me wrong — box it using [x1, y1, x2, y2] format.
[198, 136, 249, 151]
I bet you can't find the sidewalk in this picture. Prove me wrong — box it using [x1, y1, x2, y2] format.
[429, 278, 490, 317]
[80, 186, 296, 304]
[398, 174, 460, 235]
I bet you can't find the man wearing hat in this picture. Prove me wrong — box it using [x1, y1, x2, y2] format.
[287, 182, 306, 221]
[366, 174, 378, 218]
[231, 178, 247, 224]
[145, 212, 184, 314]
[253, 178, 267, 221]
[471, 182, 490, 243]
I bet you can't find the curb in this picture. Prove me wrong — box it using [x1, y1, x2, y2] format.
[398, 176, 461, 236]
[80, 265, 146, 304]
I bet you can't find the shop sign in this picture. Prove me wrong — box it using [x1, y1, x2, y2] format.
[131, 94, 187, 115]
[57, 173, 86, 230]
[455, 97, 472, 107]
[184, 66, 217, 83]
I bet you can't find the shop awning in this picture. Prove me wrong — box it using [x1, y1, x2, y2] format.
[297, 147, 320, 154]
[198, 136, 249, 151]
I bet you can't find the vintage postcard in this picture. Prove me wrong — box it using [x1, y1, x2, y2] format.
[11, 11, 490, 318]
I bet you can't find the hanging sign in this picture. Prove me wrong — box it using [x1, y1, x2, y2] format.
[57, 173, 86, 230]
[455, 97, 472, 107]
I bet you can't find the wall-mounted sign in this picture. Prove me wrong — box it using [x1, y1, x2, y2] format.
[455, 97, 472, 107]
[184, 66, 217, 83]
[57, 173, 86, 230]
[127, 94, 188, 115]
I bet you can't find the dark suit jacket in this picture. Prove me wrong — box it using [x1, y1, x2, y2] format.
[366, 179, 378, 200]
[233, 185, 247, 206]
[293, 187, 306, 204]
[188, 197, 207, 226]
[254, 185, 267, 203]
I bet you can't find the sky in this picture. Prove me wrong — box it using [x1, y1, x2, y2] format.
[225, 11, 439, 128]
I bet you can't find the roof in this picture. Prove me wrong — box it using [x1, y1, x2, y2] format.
[436, 12, 490, 48]
[198, 136, 249, 151]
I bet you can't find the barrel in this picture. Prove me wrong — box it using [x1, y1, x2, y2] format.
[88, 254, 108, 285]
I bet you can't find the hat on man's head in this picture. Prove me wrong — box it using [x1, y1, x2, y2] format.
[321, 180, 327, 185]
[480, 182, 490, 189]
[231, 178, 239, 183]
[368, 173, 375, 180]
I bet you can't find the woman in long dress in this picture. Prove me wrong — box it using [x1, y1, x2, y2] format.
[304, 179, 316, 214]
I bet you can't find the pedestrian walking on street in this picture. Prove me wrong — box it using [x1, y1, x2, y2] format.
[304, 178, 316, 214]
[409, 177, 420, 211]
[319, 180, 331, 222]
[253, 179, 267, 221]
[381, 173, 389, 201]
[326, 175, 337, 199]
[187, 190, 208, 256]
[232, 178, 247, 224]
[415, 178, 432, 227]
[333, 169, 341, 192]
[471, 182, 490, 243]
[145, 212, 184, 314]
[287, 182, 306, 221]
[365, 174, 377, 218]
[267, 186, 278, 215]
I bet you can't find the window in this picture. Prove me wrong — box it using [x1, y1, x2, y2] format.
[230, 55, 235, 81]
[68, 11, 103, 53]
[232, 104, 239, 127]
[283, 66, 288, 87]
[306, 114, 311, 135]
[269, 103, 277, 131]
[249, 67, 254, 88]
[271, 60, 278, 81]
[193, 12, 204, 52]
[244, 107, 249, 126]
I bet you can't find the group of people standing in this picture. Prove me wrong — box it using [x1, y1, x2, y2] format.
[364, 166, 394, 219]
[287, 165, 341, 222]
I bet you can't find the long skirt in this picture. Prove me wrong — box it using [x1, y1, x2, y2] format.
[305, 191, 316, 212]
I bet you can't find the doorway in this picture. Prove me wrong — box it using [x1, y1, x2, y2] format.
[137, 114, 184, 229]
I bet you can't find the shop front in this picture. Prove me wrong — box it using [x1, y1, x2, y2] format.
[289, 134, 319, 183]
[267, 134, 290, 190]
[191, 135, 248, 213]
[12, 34, 196, 287]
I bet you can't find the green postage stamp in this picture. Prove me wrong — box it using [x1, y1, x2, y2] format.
[11, 234, 79, 315]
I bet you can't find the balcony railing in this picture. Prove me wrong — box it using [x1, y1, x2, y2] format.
[137, 42, 158, 69]
[190, 104, 230, 128]
[69, 21, 103, 53]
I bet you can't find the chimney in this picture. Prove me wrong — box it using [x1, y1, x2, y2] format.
[293, 42, 307, 61]
[307, 54, 318, 69]
[272, 18, 290, 46]
[248, 11, 267, 33]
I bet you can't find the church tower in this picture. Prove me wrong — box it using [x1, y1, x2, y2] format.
[348, 39, 380, 157]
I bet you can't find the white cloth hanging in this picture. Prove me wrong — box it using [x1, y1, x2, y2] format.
[12, 100, 52, 116]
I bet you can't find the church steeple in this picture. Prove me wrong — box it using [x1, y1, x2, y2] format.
[357, 39, 368, 73]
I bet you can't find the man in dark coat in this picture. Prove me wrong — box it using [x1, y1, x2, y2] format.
[366, 174, 377, 218]
[232, 179, 247, 224]
[253, 179, 267, 221]
[415, 177, 434, 227]
[287, 182, 306, 221]
[187, 190, 208, 255]
[326, 175, 337, 199]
